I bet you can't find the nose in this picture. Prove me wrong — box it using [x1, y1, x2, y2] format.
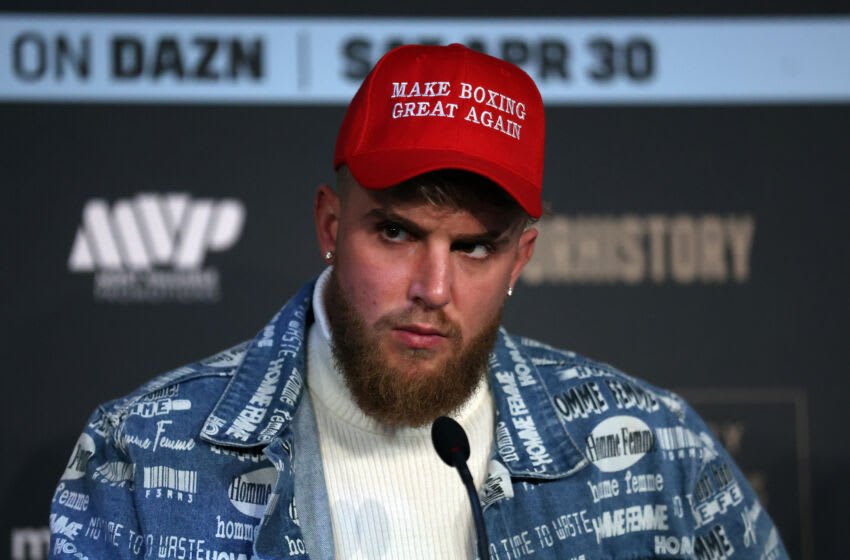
[408, 244, 452, 309]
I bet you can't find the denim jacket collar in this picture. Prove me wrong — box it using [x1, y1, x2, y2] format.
[199, 279, 586, 478]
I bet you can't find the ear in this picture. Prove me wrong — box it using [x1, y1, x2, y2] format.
[508, 227, 538, 289]
[314, 183, 341, 255]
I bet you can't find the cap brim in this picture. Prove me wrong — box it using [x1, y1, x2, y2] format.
[346, 149, 542, 219]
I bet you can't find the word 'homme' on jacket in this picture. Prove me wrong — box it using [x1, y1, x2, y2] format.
[49, 280, 788, 560]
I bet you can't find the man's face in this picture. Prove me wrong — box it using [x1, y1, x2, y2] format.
[314, 176, 537, 427]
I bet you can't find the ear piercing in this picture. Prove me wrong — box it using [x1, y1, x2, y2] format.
[324, 251, 334, 262]
[507, 286, 514, 297]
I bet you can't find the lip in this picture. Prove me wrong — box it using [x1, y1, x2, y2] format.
[392, 324, 448, 349]
[397, 323, 446, 336]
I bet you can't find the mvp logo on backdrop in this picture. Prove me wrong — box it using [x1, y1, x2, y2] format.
[68, 193, 245, 302]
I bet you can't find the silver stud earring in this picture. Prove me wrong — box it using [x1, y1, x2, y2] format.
[507, 286, 514, 297]
[324, 251, 334, 262]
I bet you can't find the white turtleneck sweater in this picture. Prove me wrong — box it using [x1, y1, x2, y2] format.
[307, 268, 495, 559]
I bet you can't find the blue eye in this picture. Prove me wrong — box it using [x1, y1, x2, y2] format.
[456, 241, 493, 260]
[466, 244, 492, 259]
[380, 223, 409, 242]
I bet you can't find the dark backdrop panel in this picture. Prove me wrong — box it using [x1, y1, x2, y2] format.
[3, 12, 849, 560]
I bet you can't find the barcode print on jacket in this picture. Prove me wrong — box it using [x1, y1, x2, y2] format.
[143, 466, 198, 493]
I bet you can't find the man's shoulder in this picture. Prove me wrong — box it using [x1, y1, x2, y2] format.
[508, 332, 724, 478]
[510, 333, 693, 427]
[104, 340, 250, 407]
[93, 340, 252, 440]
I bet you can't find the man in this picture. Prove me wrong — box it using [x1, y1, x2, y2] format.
[50, 44, 787, 559]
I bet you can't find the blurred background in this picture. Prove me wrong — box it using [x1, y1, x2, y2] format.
[3, 2, 849, 558]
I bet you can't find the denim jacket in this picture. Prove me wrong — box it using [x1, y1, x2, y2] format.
[50, 280, 787, 560]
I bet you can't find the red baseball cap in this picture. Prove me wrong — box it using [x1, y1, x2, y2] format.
[334, 43, 545, 218]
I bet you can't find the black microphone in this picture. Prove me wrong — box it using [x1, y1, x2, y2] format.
[431, 416, 490, 560]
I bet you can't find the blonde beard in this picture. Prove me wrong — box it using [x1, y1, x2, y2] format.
[325, 269, 500, 428]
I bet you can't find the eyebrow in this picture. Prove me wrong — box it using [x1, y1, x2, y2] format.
[364, 207, 513, 247]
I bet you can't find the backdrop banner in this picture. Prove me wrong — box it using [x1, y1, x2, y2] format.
[4, 12, 848, 560]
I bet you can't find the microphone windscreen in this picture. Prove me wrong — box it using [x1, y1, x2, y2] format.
[431, 416, 471, 467]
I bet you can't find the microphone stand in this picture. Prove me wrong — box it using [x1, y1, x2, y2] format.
[432, 416, 490, 560]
